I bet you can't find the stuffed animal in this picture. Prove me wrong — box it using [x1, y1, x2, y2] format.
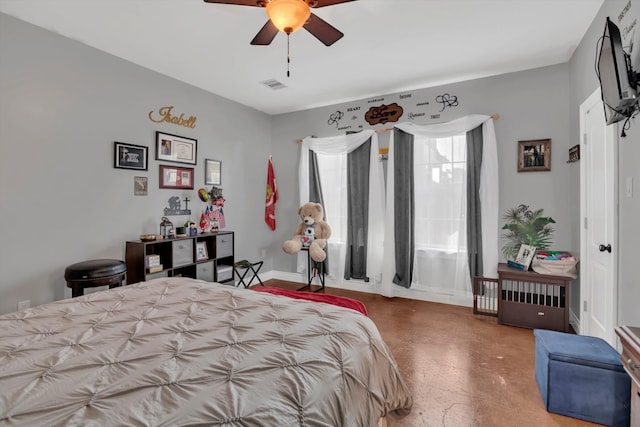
[283, 202, 332, 262]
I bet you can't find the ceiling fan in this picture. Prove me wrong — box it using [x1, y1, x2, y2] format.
[203, 0, 356, 46]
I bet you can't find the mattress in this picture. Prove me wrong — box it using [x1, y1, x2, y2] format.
[0, 277, 412, 426]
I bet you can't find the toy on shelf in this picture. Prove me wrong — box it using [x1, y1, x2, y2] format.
[197, 186, 226, 233]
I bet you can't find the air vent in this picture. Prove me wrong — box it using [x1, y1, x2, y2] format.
[261, 79, 287, 90]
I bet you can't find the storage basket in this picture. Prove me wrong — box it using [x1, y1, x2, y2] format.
[531, 257, 578, 279]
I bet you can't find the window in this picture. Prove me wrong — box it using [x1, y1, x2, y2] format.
[412, 134, 471, 295]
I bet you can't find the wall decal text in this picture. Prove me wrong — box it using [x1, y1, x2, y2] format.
[149, 106, 197, 129]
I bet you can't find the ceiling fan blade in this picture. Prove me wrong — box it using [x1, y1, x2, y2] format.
[251, 20, 279, 45]
[303, 12, 344, 46]
[203, 0, 264, 6]
[310, 0, 357, 8]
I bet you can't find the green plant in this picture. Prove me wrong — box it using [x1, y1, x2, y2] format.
[501, 204, 555, 260]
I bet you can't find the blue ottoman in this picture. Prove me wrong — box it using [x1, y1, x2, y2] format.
[534, 329, 630, 426]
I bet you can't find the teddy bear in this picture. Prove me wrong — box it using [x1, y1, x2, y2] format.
[283, 202, 332, 262]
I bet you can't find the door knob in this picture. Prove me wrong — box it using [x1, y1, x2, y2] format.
[599, 244, 612, 253]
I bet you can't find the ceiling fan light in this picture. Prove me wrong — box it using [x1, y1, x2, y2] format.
[266, 0, 311, 34]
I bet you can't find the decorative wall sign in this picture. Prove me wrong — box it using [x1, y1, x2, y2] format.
[365, 103, 404, 125]
[156, 131, 197, 165]
[134, 176, 148, 196]
[567, 144, 580, 163]
[149, 106, 197, 129]
[114, 142, 148, 170]
[518, 139, 551, 172]
[163, 196, 192, 216]
[159, 165, 194, 189]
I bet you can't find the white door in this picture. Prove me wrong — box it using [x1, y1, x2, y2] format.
[579, 88, 618, 346]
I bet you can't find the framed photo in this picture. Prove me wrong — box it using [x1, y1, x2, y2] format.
[195, 242, 209, 261]
[114, 142, 148, 170]
[205, 159, 221, 185]
[515, 244, 536, 270]
[518, 139, 551, 172]
[156, 131, 197, 165]
[159, 165, 194, 189]
[134, 176, 148, 196]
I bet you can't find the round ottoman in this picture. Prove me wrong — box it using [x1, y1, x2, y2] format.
[65, 259, 127, 298]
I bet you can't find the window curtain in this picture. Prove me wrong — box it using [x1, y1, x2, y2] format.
[391, 129, 414, 288]
[299, 130, 385, 282]
[308, 150, 329, 272]
[380, 115, 499, 298]
[344, 140, 371, 281]
[466, 125, 484, 280]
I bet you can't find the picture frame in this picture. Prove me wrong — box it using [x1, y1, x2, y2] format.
[156, 131, 197, 165]
[114, 142, 148, 170]
[159, 165, 194, 189]
[518, 139, 551, 172]
[195, 242, 209, 261]
[133, 176, 148, 196]
[205, 158, 221, 185]
[515, 244, 536, 270]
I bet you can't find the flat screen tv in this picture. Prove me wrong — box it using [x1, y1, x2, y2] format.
[596, 17, 638, 125]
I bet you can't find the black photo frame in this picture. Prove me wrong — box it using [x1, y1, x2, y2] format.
[156, 131, 197, 165]
[114, 142, 148, 170]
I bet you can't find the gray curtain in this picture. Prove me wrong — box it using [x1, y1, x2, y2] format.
[466, 125, 484, 280]
[393, 129, 414, 288]
[344, 138, 371, 281]
[309, 150, 328, 270]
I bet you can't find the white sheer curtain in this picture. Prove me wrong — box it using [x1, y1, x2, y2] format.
[380, 115, 499, 298]
[412, 133, 470, 295]
[298, 130, 385, 282]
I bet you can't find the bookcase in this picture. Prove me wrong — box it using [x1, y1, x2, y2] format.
[125, 231, 234, 285]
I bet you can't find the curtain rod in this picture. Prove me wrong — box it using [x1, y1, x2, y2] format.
[295, 113, 500, 143]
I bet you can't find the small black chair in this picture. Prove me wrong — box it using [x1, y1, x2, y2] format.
[233, 260, 264, 288]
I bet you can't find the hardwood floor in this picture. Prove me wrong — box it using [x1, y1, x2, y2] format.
[259, 279, 599, 427]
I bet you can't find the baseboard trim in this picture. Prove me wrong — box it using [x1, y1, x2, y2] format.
[569, 308, 581, 334]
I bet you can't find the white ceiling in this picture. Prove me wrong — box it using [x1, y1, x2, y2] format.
[0, 0, 604, 115]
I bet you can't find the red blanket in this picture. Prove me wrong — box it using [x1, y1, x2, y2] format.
[253, 286, 368, 316]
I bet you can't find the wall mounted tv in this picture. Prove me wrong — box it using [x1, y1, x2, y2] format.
[596, 17, 639, 125]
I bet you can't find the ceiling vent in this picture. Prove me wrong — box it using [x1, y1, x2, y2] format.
[261, 79, 287, 90]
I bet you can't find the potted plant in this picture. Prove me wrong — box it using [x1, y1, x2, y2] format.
[501, 204, 555, 260]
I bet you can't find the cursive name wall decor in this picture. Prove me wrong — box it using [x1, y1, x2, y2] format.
[149, 106, 197, 129]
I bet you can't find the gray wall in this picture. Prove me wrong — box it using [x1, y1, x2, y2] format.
[0, 13, 276, 314]
[271, 65, 574, 293]
[568, 0, 640, 328]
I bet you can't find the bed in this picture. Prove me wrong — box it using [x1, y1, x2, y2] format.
[0, 277, 412, 426]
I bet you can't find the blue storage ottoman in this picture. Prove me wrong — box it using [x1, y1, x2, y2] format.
[534, 329, 630, 426]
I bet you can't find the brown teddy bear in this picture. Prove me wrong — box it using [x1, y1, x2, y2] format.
[283, 202, 332, 262]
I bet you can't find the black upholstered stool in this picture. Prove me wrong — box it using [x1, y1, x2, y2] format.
[65, 259, 127, 298]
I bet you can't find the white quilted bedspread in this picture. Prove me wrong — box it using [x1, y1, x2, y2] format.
[0, 278, 412, 426]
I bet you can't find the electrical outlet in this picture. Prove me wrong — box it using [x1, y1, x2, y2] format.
[260, 248, 267, 258]
[17, 300, 30, 311]
[626, 177, 633, 198]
